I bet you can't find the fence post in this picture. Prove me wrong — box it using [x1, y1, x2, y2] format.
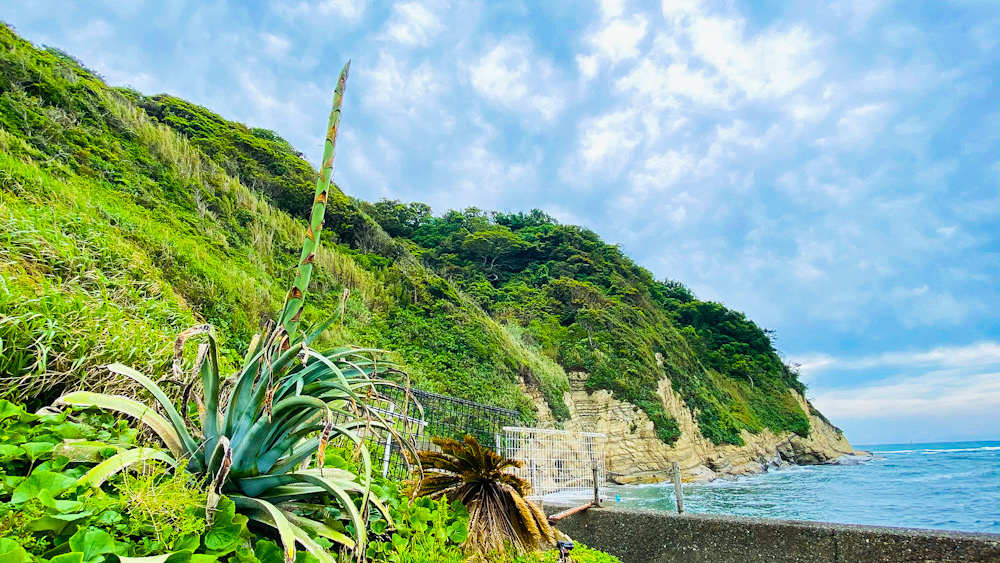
[592, 465, 601, 507]
[672, 461, 684, 513]
[381, 403, 396, 478]
[530, 458, 537, 494]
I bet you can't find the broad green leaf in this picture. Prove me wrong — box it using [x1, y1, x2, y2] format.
[0, 444, 23, 461]
[115, 551, 197, 563]
[38, 487, 84, 512]
[48, 553, 85, 563]
[174, 534, 201, 552]
[12, 470, 77, 504]
[252, 541, 283, 563]
[27, 512, 91, 534]
[448, 520, 468, 544]
[204, 497, 249, 554]
[69, 528, 121, 563]
[0, 538, 26, 563]
[0, 400, 23, 422]
[20, 441, 55, 461]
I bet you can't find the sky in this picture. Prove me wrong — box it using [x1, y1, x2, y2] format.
[5, 0, 999, 445]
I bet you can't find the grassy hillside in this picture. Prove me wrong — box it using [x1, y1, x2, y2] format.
[0, 23, 812, 446]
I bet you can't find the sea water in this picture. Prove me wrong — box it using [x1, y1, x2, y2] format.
[596, 441, 1000, 534]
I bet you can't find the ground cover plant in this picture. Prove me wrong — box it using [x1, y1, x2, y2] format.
[0, 399, 400, 563]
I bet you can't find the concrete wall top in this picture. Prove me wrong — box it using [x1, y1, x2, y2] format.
[545, 503, 1000, 563]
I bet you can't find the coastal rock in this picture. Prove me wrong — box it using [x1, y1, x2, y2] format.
[525, 370, 854, 483]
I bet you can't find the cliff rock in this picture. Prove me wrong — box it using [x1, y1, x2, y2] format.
[528, 370, 853, 483]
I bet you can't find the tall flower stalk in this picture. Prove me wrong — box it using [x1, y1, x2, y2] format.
[279, 61, 350, 344]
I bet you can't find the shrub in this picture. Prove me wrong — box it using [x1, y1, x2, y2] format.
[408, 436, 554, 557]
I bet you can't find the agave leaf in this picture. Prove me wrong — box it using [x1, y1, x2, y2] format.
[77, 448, 176, 488]
[283, 511, 355, 550]
[240, 343, 308, 429]
[106, 364, 200, 463]
[277, 473, 368, 554]
[231, 496, 298, 563]
[230, 396, 329, 474]
[206, 436, 232, 521]
[223, 348, 267, 438]
[57, 392, 185, 459]
[267, 421, 375, 476]
[256, 485, 326, 503]
[242, 332, 264, 372]
[302, 312, 341, 347]
[287, 519, 339, 563]
[198, 331, 222, 452]
[234, 467, 356, 497]
[254, 423, 323, 475]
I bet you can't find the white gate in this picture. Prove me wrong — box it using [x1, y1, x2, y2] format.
[502, 426, 606, 501]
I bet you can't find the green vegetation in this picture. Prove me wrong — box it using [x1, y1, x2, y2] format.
[362, 205, 811, 445]
[0, 20, 813, 454]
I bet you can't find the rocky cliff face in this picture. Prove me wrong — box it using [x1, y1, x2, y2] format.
[527, 370, 854, 484]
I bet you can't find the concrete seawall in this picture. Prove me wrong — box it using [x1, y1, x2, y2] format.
[546, 505, 1000, 563]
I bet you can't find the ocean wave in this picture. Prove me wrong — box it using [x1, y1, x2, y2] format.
[875, 446, 1000, 454]
[918, 447, 1000, 454]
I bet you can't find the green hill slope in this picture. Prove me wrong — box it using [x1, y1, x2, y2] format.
[0, 23, 815, 447]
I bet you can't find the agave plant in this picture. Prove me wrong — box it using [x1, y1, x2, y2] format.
[408, 436, 555, 557]
[56, 61, 420, 562]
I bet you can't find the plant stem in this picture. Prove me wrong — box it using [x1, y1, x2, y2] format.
[279, 61, 350, 343]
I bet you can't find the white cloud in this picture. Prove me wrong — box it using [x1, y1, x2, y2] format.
[275, 0, 366, 22]
[469, 37, 565, 122]
[969, 18, 1000, 52]
[612, 8, 823, 112]
[630, 150, 696, 193]
[380, 2, 444, 46]
[811, 369, 1000, 419]
[581, 14, 648, 70]
[829, 0, 885, 33]
[616, 58, 729, 108]
[797, 341, 1000, 441]
[799, 342, 1000, 375]
[364, 51, 448, 121]
[260, 33, 292, 59]
[597, 0, 626, 19]
[447, 136, 538, 208]
[565, 110, 640, 183]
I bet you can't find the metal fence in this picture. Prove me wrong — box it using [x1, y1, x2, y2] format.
[379, 386, 522, 451]
[503, 426, 607, 501]
[338, 387, 523, 480]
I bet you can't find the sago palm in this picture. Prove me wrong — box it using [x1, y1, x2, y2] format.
[56, 62, 418, 563]
[408, 436, 555, 556]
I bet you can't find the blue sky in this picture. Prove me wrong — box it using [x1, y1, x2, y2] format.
[6, 0, 999, 444]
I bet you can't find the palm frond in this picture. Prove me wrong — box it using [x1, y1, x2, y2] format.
[409, 435, 554, 556]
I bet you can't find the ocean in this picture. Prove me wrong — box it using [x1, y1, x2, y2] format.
[600, 441, 1000, 534]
